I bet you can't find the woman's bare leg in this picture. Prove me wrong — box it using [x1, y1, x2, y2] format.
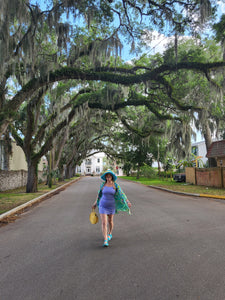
[107, 214, 114, 235]
[100, 214, 108, 241]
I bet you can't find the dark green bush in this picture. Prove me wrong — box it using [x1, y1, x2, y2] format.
[140, 164, 157, 178]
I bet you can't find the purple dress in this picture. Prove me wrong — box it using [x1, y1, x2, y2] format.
[99, 186, 116, 215]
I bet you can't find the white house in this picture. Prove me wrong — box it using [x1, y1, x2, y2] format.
[75, 152, 124, 176]
[76, 152, 106, 175]
[191, 140, 208, 165]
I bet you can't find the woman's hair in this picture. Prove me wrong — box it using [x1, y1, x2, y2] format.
[104, 173, 116, 189]
[105, 173, 114, 181]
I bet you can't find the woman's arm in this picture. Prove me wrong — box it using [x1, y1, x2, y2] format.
[92, 183, 104, 209]
[92, 197, 98, 209]
[126, 199, 132, 208]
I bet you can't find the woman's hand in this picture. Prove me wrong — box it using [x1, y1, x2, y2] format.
[92, 203, 97, 209]
[127, 200, 132, 208]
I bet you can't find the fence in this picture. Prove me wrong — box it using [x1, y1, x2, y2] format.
[0, 170, 46, 192]
[186, 167, 225, 188]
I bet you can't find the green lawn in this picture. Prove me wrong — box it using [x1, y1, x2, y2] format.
[0, 178, 78, 215]
[120, 176, 225, 196]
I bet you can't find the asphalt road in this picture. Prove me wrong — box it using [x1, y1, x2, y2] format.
[1, 177, 225, 300]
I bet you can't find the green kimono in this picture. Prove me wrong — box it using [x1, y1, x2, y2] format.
[97, 182, 130, 214]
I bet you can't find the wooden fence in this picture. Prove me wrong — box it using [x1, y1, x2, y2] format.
[186, 167, 225, 188]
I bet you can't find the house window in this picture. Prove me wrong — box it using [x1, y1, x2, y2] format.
[192, 146, 198, 156]
[85, 159, 92, 165]
[97, 158, 100, 163]
[96, 166, 100, 173]
[0, 141, 7, 170]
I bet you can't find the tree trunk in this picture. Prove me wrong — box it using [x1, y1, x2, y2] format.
[157, 142, 161, 174]
[0, 121, 10, 137]
[136, 164, 140, 179]
[48, 150, 53, 188]
[65, 164, 73, 179]
[65, 166, 69, 179]
[69, 165, 74, 178]
[58, 165, 65, 181]
[26, 159, 38, 193]
[157, 160, 161, 174]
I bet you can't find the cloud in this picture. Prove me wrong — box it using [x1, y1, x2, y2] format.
[123, 31, 192, 63]
[143, 31, 174, 54]
[218, 1, 225, 14]
[142, 31, 190, 55]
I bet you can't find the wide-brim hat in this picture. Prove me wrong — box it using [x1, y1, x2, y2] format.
[101, 169, 117, 181]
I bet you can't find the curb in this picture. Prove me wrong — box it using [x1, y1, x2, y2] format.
[148, 185, 225, 200]
[199, 193, 225, 200]
[120, 179, 225, 201]
[148, 185, 200, 197]
[0, 177, 80, 224]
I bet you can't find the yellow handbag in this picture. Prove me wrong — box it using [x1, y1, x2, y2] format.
[89, 209, 99, 224]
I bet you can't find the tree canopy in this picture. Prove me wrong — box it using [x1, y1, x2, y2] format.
[1, 0, 225, 191]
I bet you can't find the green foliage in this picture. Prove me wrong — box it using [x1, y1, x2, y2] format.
[1, 1, 225, 192]
[176, 153, 204, 169]
[213, 14, 225, 44]
[122, 161, 132, 176]
[163, 158, 174, 172]
[140, 164, 157, 178]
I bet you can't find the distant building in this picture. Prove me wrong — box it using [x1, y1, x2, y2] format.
[0, 140, 8, 170]
[191, 141, 208, 166]
[75, 152, 124, 176]
[0, 140, 46, 171]
[76, 152, 106, 175]
[206, 140, 225, 167]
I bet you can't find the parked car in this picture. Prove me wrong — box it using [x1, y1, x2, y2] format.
[173, 173, 186, 182]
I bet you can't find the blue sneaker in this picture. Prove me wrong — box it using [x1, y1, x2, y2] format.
[108, 234, 112, 241]
[103, 240, 109, 247]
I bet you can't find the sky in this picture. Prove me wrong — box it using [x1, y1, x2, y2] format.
[121, 31, 174, 62]
[121, 1, 225, 62]
[32, 0, 225, 62]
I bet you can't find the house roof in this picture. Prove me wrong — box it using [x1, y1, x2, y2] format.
[206, 140, 225, 158]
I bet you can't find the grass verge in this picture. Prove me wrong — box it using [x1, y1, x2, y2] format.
[0, 178, 78, 215]
[121, 176, 225, 196]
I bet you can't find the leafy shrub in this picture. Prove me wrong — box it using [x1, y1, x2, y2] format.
[140, 164, 157, 178]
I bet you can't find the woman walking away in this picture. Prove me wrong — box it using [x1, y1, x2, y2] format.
[92, 169, 131, 247]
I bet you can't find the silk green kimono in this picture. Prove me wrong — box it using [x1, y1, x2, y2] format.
[96, 182, 130, 214]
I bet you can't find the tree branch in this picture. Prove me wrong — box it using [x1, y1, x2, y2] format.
[1, 61, 225, 136]
[9, 125, 24, 149]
